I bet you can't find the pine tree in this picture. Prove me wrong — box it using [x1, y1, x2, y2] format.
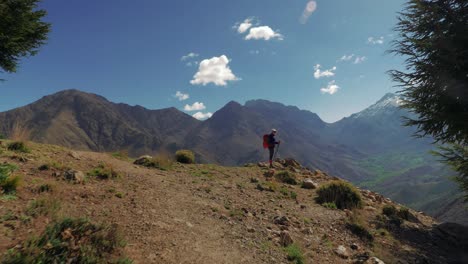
[0, 0, 50, 75]
[389, 0, 468, 198]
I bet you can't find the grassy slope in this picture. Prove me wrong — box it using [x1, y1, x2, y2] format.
[0, 140, 465, 263]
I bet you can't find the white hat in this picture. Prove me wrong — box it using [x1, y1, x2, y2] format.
[272, 129, 277, 132]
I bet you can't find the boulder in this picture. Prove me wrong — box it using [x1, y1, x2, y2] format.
[301, 179, 319, 189]
[335, 245, 350, 259]
[134, 155, 153, 165]
[279, 231, 294, 246]
[273, 216, 290, 226]
[365, 257, 385, 264]
[63, 170, 85, 184]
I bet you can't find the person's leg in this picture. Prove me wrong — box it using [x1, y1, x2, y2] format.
[269, 147, 274, 167]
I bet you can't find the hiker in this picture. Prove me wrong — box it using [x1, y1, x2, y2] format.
[264, 129, 281, 168]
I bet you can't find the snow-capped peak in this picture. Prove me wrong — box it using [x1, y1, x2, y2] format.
[352, 93, 403, 119]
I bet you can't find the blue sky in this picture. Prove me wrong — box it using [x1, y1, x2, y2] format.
[0, 0, 407, 122]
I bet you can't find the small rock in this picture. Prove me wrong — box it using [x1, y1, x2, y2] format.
[247, 227, 255, 233]
[364, 206, 376, 212]
[63, 170, 85, 184]
[365, 257, 385, 264]
[134, 155, 153, 165]
[351, 243, 359, 250]
[335, 245, 350, 259]
[279, 231, 294, 246]
[301, 179, 319, 189]
[264, 170, 275, 178]
[301, 227, 313, 235]
[69, 151, 81, 160]
[273, 216, 290, 226]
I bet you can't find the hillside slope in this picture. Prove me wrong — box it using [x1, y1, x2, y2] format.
[0, 89, 200, 155]
[0, 140, 467, 263]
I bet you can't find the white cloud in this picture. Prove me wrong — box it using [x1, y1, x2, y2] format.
[190, 55, 239, 86]
[175, 91, 189, 101]
[339, 54, 355, 62]
[353, 56, 367, 64]
[192, 112, 213, 120]
[367, 36, 384, 45]
[237, 18, 253, 34]
[320, 80, 340, 95]
[300, 1, 317, 24]
[314, 64, 336, 79]
[181, 52, 199, 61]
[186, 61, 199, 67]
[245, 26, 283, 41]
[249, 50, 260, 55]
[184, 102, 206, 111]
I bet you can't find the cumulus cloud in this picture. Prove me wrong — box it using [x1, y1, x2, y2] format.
[181, 52, 199, 61]
[237, 18, 253, 34]
[190, 55, 239, 86]
[353, 56, 367, 64]
[300, 1, 317, 24]
[184, 102, 206, 111]
[367, 36, 384, 45]
[175, 91, 189, 101]
[314, 64, 336, 79]
[245, 26, 283, 41]
[192, 112, 213, 120]
[320, 81, 340, 95]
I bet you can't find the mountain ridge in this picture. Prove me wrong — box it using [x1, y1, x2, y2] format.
[0, 89, 466, 225]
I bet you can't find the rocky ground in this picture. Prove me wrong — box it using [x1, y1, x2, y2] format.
[0, 141, 467, 263]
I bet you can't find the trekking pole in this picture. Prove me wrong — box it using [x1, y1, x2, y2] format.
[273, 143, 280, 160]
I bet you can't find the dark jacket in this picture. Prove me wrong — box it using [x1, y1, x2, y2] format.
[268, 133, 279, 148]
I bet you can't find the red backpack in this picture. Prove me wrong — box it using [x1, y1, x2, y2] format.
[263, 134, 269, 148]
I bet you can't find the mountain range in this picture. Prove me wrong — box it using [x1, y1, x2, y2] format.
[0, 89, 466, 225]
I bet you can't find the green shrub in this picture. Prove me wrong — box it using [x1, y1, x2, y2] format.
[88, 164, 121, 180]
[346, 222, 374, 242]
[275, 171, 297, 185]
[0, 175, 21, 194]
[284, 244, 304, 264]
[25, 198, 61, 218]
[38, 164, 50, 171]
[2, 218, 130, 263]
[0, 134, 5, 139]
[322, 202, 337, 209]
[315, 181, 362, 210]
[398, 207, 411, 220]
[7, 141, 30, 153]
[175, 150, 195, 164]
[382, 205, 398, 217]
[0, 163, 18, 175]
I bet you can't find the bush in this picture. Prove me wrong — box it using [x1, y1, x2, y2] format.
[7, 141, 30, 153]
[0, 163, 20, 194]
[382, 205, 412, 225]
[382, 205, 398, 217]
[2, 218, 130, 263]
[315, 181, 362, 210]
[346, 222, 374, 242]
[0, 134, 5, 139]
[111, 150, 129, 160]
[25, 198, 60, 218]
[0, 175, 21, 194]
[88, 164, 121, 180]
[275, 171, 297, 185]
[284, 244, 304, 264]
[322, 202, 337, 210]
[175, 150, 195, 164]
[38, 164, 50, 171]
